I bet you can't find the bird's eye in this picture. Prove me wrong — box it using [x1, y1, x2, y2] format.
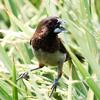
[53, 19, 66, 34]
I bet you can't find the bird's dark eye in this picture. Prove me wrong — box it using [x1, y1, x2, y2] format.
[53, 19, 65, 34]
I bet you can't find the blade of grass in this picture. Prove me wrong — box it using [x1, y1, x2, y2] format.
[23, 79, 44, 100]
[0, 45, 12, 73]
[62, 15, 100, 79]
[95, 0, 100, 22]
[44, 0, 58, 16]
[15, 43, 31, 64]
[3, 0, 17, 30]
[7, 0, 19, 17]
[87, 88, 94, 100]
[0, 84, 12, 100]
[68, 61, 72, 100]
[12, 57, 18, 100]
[5, 10, 32, 36]
[72, 64, 87, 96]
[62, 41, 100, 99]
[60, 1, 99, 80]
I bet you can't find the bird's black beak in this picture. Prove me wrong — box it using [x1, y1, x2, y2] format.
[54, 19, 66, 34]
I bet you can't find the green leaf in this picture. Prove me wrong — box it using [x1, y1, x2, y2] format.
[12, 58, 18, 100]
[0, 45, 12, 73]
[44, 0, 58, 16]
[95, 0, 100, 22]
[62, 41, 100, 99]
[15, 43, 32, 64]
[0, 83, 12, 100]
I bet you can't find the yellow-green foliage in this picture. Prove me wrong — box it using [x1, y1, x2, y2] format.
[0, 0, 100, 100]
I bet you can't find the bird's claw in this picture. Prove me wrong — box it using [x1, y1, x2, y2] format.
[49, 79, 58, 97]
[17, 72, 29, 81]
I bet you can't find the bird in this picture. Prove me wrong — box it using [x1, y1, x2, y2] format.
[17, 16, 84, 97]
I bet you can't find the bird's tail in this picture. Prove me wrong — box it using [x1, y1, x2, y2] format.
[69, 45, 85, 63]
[75, 52, 84, 63]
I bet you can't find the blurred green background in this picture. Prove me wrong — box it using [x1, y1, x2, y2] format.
[0, 0, 100, 100]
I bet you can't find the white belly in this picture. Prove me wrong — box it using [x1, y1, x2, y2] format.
[33, 49, 66, 66]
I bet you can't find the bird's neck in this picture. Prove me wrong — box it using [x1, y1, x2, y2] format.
[43, 34, 58, 42]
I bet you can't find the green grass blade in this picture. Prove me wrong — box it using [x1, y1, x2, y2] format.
[0, 84, 12, 100]
[62, 17, 100, 79]
[95, 0, 100, 22]
[8, 0, 18, 17]
[6, 10, 32, 36]
[15, 43, 32, 64]
[72, 64, 87, 96]
[0, 45, 12, 73]
[12, 58, 18, 100]
[62, 41, 100, 99]
[44, 0, 58, 16]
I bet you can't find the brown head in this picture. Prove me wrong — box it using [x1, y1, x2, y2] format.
[30, 16, 66, 52]
[34, 16, 65, 38]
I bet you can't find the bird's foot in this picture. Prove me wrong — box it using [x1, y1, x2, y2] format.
[17, 72, 29, 81]
[49, 79, 58, 97]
